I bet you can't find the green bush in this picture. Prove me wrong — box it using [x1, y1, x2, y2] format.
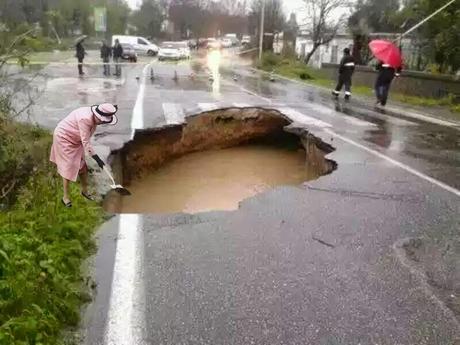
[0, 113, 50, 208]
[0, 119, 104, 344]
[299, 72, 311, 80]
[22, 36, 57, 52]
[261, 52, 282, 68]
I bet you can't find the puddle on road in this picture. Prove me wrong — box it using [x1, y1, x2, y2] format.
[120, 145, 319, 214]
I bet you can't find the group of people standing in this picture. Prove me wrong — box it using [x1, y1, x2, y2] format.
[332, 48, 402, 106]
[100, 39, 124, 77]
[75, 37, 124, 77]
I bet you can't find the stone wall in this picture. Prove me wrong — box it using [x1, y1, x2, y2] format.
[321, 63, 460, 99]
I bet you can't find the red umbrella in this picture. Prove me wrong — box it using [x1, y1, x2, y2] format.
[369, 40, 402, 68]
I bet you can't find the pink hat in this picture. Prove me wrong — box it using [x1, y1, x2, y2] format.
[91, 103, 118, 125]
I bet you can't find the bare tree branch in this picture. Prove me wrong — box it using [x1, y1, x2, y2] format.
[300, 0, 349, 65]
[0, 30, 43, 121]
[1, 180, 17, 200]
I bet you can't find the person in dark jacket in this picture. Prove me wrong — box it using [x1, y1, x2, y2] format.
[75, 40, 86, 76]
[375, 61, 402, 106]
[112, 39, 124, 77]
[332, 48, 355, 101]
[100, 40, 112, 76]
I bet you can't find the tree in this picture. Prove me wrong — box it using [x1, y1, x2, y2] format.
[300, 0, 349, 65]
[167, 0, 249, 39]
[401, 0, 459, 73]
[249, 0, 285, 51]
[130, 0, 164, 38]
[105, 0, 131, 36]
[348, 0, 400, 34]
[0, 0, 131, 39]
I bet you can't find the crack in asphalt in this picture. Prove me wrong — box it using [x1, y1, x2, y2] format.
[312, 236, 336, 248]
[303, 184, 423, 203]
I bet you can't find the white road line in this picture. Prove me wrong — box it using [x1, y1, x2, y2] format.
[307, 103, 376, 127]
[278, 107, 332, 128]
[384, 106, 460, 128]
[105, 214, 146, 345]
[252, 67, 460, 129]
[198, 103, 219, 112]
[325, 128, 460, 197]
[232, 103, 251, 108]
[131, 63, 151, 138]
[163, 103, 185, 125]
[237, 85, 272, 104]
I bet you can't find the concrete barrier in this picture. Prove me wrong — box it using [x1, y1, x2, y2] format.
[321, 63, 460, 100]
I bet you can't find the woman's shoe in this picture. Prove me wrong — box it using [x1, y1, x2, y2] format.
[81, 191, 96, 201]
[62, 198, 72, 208]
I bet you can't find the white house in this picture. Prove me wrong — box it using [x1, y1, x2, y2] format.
[295, 32, 353, 68]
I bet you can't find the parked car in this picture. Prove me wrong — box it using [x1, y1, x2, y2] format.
[198, 38, 208, 49]
[158, 42, 182, 61]
[225, 33, 240, 46]
[112, 35, 159, 56]
[207, 38, 221, 50]
[120, 43, 137, 62]
[177, 41, 191, 59]
[188, 39, 198, 50]
[220, 38, 233, 48]
[242, 35, 251, 46]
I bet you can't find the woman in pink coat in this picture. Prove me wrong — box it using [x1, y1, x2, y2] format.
[50, 103, 118, 207]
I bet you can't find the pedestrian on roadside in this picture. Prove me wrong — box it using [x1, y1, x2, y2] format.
[113, 39, 124, 77]
[75, 38, 87, 76]
[374, 60, 402, 106]
[100, 40, 112, 76]
[50, 104, 119, 208]
[332, 48, 355, 101]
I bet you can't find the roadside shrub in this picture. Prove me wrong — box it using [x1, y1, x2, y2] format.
[281, 45, 297, 59]
[0, 113, 51, 208]
[0, 31, 104, 344]
[299, 72, 312, 80]
[262, 52, 282, 68]
[0, 121, 103, 344]
[280, 59, 291, 65]
[22, 36, 56, 52]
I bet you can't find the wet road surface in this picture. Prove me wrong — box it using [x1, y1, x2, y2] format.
[17, 52, 460, 344]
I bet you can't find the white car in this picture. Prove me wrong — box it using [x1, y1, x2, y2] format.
[220, 38, 233, 48]
[177, 41, 191, 59]
[242, 35, 251, 46]
[112, 35, 158, 56]
[158, 42, 182, 61]
[207, 38, 221, 50]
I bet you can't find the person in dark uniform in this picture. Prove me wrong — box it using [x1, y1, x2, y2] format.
[332, 48, 355, 101]
[112, 39, 124, 77]
[75, 39, 86, 76]
[375, 60, 402, 106]
[100, 40, 112, 76]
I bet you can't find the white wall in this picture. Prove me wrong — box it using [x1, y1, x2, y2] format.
[296, 36, 354, 68]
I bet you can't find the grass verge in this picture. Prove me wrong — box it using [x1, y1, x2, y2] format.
[0, 119, 104, 344]
[258, 53, 460, 115]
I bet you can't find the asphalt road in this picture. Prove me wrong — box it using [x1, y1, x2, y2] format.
[19, 51, 460, 345]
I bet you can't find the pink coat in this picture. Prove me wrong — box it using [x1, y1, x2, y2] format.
[50, 107, 97, 182]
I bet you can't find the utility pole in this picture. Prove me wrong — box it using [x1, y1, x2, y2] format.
[258, 0, 265, 61]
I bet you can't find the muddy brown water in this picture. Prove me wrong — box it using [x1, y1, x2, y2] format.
[120, 145, 320, 214]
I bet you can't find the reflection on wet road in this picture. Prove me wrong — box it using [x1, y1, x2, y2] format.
[120, 145, 319, 214]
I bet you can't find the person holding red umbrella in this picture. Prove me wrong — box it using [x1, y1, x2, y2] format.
[369, 40, 403, 106]
[374, 61, 402, 106]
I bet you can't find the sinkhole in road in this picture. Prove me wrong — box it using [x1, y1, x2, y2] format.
[105, 108, 337, 214]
